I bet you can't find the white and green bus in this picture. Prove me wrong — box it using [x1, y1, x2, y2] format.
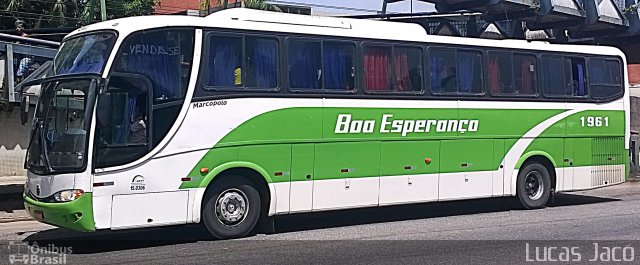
[23, 8, 629, 239]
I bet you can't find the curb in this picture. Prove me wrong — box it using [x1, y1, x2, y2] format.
[0, 175, 25, 197]
[0, 216, 32, 223]
[0, 183, 24, 194]
[627, 177, 640, 182]
[0, 184, 23, 201]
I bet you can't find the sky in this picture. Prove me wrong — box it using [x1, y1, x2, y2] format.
[269, 0, 436, 15]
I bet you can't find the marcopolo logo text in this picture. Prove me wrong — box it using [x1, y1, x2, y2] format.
[192, 100, 227, 109]
[334, 114, 479, 136]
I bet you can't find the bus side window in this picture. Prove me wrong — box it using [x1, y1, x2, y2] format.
[541, 55, 565, 97]
[487, 52, 513, 95]
[288, 40, 321, 90]
[323, 41, 355, 90]
[205, 35, 242, 87]
[394, 46, 422, 92]
[429, 48, 456, 94]
[95, 29, 194, 169]
[589, 58, 623, 99]
[513, 54, 537, 96]
[489, 53, 537, 96]
[456, 50, 483, 94]
[364, 46, 392, 92]
[245, 37, 278, 89]
[363, 45, 422, 94]
[94, 75, 151, 168]
[566, 57, 587, 97]
[203, 34, 279, 90]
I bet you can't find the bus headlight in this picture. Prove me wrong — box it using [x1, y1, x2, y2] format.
[53, 189, 84, 202]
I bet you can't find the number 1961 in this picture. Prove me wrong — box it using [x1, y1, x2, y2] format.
[580, 116, 609, 127]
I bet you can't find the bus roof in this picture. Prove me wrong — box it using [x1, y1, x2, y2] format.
[68, 8, 625, 59]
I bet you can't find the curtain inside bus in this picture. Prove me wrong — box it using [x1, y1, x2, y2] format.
[394, 49, 411, 91]
[323, 43, 349, 90]
[208, 37, 241, 87]
[114, 97, 137, 144]
[487, 56, 499, 94]
[289, 41, 321, 89]
[249, 38, 277, 88]
[457, 52, 475, 93]
[430, 55, 443, 92]
[519, 57, 534, 94]
[124, 34, 182, 101]
[364, 47, 390, 91]
[575, 62, 586, 96]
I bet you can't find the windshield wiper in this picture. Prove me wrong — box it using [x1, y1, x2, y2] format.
[24, 119, 41, 169]
[40, 122, 53, 173]
[25, 120, 50, 173]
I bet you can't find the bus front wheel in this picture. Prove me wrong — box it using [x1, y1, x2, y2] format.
[515, 162, 551, 209]
[202, 177, 261, 239]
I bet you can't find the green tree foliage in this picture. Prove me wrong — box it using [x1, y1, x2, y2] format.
[624, 4, 638, 14]
[198, 0, 280, 15]
[244, 0, 281, 12]
[0, 0, 158, 29]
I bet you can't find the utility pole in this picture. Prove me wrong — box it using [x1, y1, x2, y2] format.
[100, 0, 107, 21]
[89, 0, 96, 23]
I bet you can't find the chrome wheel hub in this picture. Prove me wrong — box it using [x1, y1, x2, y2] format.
[525, 171, 544, 200]
[215, 189, 248, 226]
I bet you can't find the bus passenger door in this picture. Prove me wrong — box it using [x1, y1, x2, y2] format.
[312, 142, 381, 211]
[289, 144, 314, 213]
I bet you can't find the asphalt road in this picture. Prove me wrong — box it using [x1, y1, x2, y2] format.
[2, 182, 640, 264]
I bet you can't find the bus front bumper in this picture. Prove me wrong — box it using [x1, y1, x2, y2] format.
[23, 192, 96, 232]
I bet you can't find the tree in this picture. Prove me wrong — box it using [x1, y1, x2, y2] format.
[199, 0, 280, 15]
[244, 0, 281, 12]
[0, 0, 158, 30]
[2, 0, 83, 28]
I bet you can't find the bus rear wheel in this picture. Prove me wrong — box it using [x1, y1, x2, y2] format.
[202, 177, 261, 239]
[515, 162, 551, 209]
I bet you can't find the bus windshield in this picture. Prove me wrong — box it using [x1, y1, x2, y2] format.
[26, 78, 98, 174]
[54, 32, 115, 75]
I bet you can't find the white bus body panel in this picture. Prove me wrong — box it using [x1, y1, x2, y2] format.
[379, 174, 439, 206]
[111, 191, 189, 229]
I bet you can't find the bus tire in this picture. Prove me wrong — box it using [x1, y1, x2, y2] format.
[202, 177, 261, 239]
[515, 162, 551, 209]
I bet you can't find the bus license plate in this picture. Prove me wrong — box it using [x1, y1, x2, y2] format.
[33, 210, 44, 221]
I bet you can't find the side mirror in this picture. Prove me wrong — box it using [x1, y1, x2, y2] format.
[20, 95, 29, 125]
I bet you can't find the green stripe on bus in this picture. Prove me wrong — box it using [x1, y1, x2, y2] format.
[180, 107, 625, 189]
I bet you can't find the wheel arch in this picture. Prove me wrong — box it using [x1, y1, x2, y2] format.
[515, 151, 557, 170]
[200, 161, 274, 187]
[193, 162, 276, 223]
[514, 153, 557, 195]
